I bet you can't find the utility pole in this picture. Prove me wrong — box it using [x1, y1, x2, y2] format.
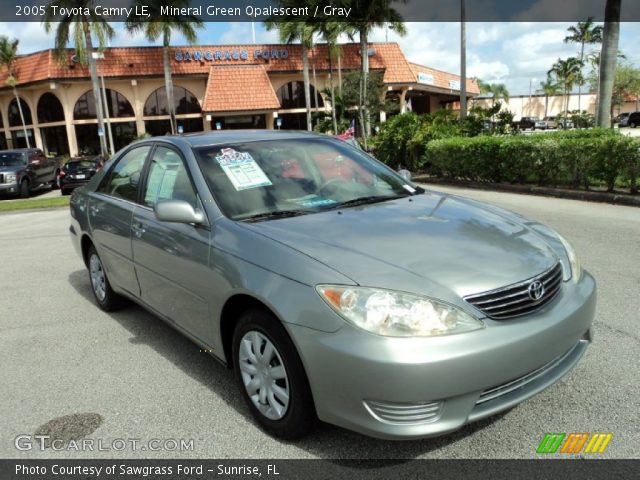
[460, 0, 467, 120]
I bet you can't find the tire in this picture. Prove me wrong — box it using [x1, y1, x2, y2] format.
[51, 170, 61, 190]
[87, 245, 124, 311]
[19, 179, 30, 198]
[631, 122, 637, 128]
[232, 309, 316, 440]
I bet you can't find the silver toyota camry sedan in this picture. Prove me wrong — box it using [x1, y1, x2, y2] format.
[69, 131, 596, 440]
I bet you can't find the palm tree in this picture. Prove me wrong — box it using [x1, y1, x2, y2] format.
[316, 22, 354, 134]
[482, 82, 510, 108]
[127, 0, 203, 135]
[564, 17, 603, 114]
[460, 0, 467, 120]
[265, 21, 315, 131]
[548, 57, 582, 120]
[44, 0, 114, 157]
[537, 78, 562, 118]
[348, 0, 406, 148]
[0, 36, 30, 147]
[597, 0, 621, 127]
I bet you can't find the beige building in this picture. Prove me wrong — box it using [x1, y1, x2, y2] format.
[0, 42, 478, 157]
[474, 92, 640, 120]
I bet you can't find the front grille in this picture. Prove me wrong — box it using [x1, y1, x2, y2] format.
[475, 342, 579, 405]
[364, 400, 442, 425]
[464, 263, 563, 319]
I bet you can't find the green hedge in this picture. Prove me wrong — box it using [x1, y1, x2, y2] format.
[424, 130, 640, 193]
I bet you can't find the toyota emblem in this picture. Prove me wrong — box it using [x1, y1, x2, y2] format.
[528, 280, 545, 301]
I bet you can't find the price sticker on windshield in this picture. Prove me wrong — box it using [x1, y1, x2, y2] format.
[215, 148, 272, 191]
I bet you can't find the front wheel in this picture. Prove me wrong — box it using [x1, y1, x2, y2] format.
[51, 170, 61, 190]
[87, 245, 124, 311]
[19, 179, 30, 198]
[232, 309, 316, 440]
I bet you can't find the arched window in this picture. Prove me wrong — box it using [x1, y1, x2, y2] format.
[276, 81, 323, 109]
[8, 97, 33, 126]
[73, 89, 134, 120]
[37, 93, 65, 124]
[144, 86, 201, 116]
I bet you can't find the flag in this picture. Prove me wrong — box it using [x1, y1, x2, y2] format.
[337, 119, 355, 139]
[406, 98, 413, 112]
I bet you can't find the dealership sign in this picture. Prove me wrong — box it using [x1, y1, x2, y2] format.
[175, 49, 289, 62]
[417, 72, 434, 85]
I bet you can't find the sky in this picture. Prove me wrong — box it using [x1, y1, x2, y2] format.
[2, 21, 639, 96]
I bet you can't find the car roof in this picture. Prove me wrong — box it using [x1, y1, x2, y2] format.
[150, 130, 334, 149]
[0, 149, 39, 154]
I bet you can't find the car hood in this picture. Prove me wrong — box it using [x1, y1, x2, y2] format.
[244, 191, 559, 301]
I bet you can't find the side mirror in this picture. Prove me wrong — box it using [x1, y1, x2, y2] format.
[398, 169, 412, 182]
[154, 200, 205, 225]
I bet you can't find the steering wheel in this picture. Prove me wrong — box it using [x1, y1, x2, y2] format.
[318, 178, 351, 197]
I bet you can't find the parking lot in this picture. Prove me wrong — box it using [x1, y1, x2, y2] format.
[0, 185, 638, 459]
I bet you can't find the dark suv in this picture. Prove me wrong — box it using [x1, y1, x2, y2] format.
[0, 149, 63, 198]
[627, 112, 640, 128]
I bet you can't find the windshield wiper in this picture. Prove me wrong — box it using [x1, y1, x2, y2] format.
[327, 194, 411, 210]
[240, 209, 314, 222]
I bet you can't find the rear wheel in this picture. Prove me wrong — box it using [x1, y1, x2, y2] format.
[232, 309, 316, 440]
[19, 179, 30, 198]
[631, 122, 637, 128]
[51, 170, 61, 189]
[87, 245, 124, 311]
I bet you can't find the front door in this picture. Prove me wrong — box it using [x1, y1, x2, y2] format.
[131, 145, 212, 342]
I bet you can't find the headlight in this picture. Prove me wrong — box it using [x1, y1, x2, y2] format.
[6, 173, 17, 183]
[316, 285, 484, 337]
[556, 233, 582, 283]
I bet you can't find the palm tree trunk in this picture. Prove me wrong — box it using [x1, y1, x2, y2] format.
[328, 50, 338, 134]
[577, 42, 584, 120]
[338, 53, 342, 97]
[597, 0, 621, 128]
[460, 0, 467, 120]
[312, 47, 317, 128]
[163, 43, 177, 134]
[84, 24, 108, 157]
[544, 95, 548, 118]
[360, 29, 370, 142]
[13, 87, 30, 148]
[302, 44, 312, 131]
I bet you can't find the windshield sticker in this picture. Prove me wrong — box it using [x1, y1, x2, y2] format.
[403, 184, 417, 194]
[215, 148, 272, 191]
[298, 196, 338, 208]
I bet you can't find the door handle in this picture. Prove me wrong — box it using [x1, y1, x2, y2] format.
[132, 222, 146, 238]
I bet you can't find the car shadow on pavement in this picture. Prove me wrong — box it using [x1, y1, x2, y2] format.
[68, 269, 508, 460]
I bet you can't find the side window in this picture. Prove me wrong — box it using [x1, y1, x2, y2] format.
[143, 146, 198, 209]
[98, 146, 151, 202]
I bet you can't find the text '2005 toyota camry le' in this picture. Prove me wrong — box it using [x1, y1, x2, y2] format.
[69, 131, 595, 440]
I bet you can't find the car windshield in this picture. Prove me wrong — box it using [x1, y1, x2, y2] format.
[194, 138, 421, 221]
[0, 152, 27, 167]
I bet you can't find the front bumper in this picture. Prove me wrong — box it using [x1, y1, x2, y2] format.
[288, 272, 596, 440]
[0, 183, 19, 195]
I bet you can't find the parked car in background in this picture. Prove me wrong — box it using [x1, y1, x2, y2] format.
[543, 116, 558, 129]
[626, 112, 640, 128]
[514, 117, 546, 130]
[556, 117, 574, 129]
[60, 157, 102, 195]
[0, 149, 62, 198]
[70, 131, 595, 440]
[613, 112, 630, 126]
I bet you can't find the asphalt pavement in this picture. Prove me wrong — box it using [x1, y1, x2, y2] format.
[0, 186, 638, 459]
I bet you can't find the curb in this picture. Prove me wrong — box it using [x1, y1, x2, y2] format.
[413, 176, 640, 208]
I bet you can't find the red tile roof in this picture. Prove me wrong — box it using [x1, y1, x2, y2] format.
[409, 62, 480, 94]
[202, 65, 279, 112]
[0, 43, 471, 93]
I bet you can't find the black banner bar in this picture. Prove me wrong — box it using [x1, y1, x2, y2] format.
[2, 459, 639, 480]
[3, 0, 640, 23]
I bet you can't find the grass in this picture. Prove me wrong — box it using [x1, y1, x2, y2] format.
[0, 195, 70, 212]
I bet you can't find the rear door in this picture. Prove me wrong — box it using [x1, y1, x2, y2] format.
[88, 145, 152, 297]
[131, 145, 212, 341]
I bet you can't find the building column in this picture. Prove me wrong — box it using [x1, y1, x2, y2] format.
[399, 88, 409, 114]
[267, 112, 277, 130]
[203, 115, 212, 132]
[58, 85, 78, 156]
[130, 79, 145, 136]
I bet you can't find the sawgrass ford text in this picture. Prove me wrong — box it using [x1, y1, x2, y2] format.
[15, 4, 352, 19]
[15, 464, 279, 476]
